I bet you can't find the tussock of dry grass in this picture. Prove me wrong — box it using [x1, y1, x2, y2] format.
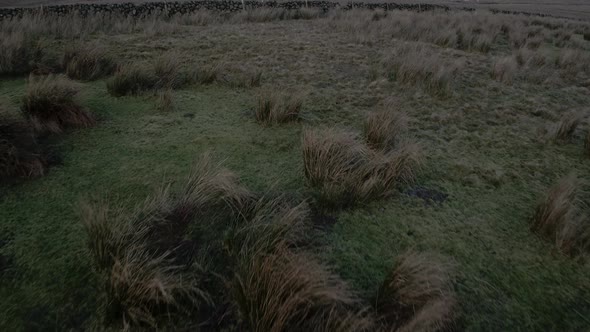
[0, 31, 43, 76]
[156, 90, 174, 112]
[491, 56, 518, 84]
[384, 44, 463, 96]
[255, 89, 303, 126]
[302, 127, 420, 208]
[107, 64, 158, 97]
[375, 252, 456, 332]
[585, 131, 590, 157]
[531, 175, 590, 256]
[21, 75, 95, 133]
[62, 44, 117, 81]
[219, 65, 262, 88]
[80, 154, 251, 327]
[0, 107, 46, 180]
[551, 112, 581, 142]
[233, 245, 371, 332]
[364, 102, 407, 151]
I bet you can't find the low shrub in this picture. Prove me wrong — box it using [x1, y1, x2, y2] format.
[63, 44, 117, 81]
[375, 252, 456, 332]
[21, 75, 95, 133]
[255, 89, 303, 125]
[531, 175, 590, 256]
[0, 107, 46, 180]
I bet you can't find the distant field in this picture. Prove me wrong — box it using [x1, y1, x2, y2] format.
[1, 0, 590, 20]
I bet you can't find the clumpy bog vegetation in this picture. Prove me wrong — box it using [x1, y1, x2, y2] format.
[1, 3, 590, 331]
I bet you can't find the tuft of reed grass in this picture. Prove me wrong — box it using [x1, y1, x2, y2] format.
[107, 64, 158, 97]
[0, 106, 46, 180]
[531, 175, 590, 256]
[302, 128, 420, 208]
[21, 75, 95, 133]
[156, 90, 174, 112]
[63, 44, 117, 81]
[551, 112, 581, 142]
[375, 251, 456, 332]
[363, 103, 407, 151]
[491, 56, 518, 84]
[0, 31, 43, 76]
[80, 154, 251, 327]
[384, 44, 463, 97]
[585, 131, 590, 157]
[232, 245, 371, 332]
[220, 66, 263, 88]
[255, 89, 303, 126]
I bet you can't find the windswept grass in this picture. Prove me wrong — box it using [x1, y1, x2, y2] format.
[63, 44, 117, 81]
[255, 89, 303, 126]
[0, 31, 43, 76]
[375, 252, 456, 332]
[363, 102, 407, 151]
[233, 246, 372, 332]
[80, 154, 250, 327]
[21, 75, 95, 133]
[531, 175, 590, 256]
[551, 112, 581, 142]
[0, 106, 46, 180]
[302, 127, 420, 208]
[384, 44, 463, 96]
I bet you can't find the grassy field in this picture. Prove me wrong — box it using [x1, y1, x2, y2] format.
[1, 6, 590, 332]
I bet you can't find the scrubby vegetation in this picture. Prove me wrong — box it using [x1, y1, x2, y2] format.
[1, 4, 590, 331]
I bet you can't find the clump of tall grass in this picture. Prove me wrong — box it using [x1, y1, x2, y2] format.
[375, 252, 457, 332]
[384, 44, 463, 96]
[80, 154, 251, 327]
[0, 31, 43, 76]
[232, 246, 372, 332]
[302, 127, 420, 208]
[62, 44, 117, 81]
[156, 90, 174, 112]
[255, 89, 303, 126]
[531, 175, 590, 256]
[0, 106, 46, 180]
[491, 56, 518, 84]
[21, 75, 95, 133]
[229, 198, 372, 332]
[107, 53, 185, 96]
[219, 66, 262, 88]
[551, 112, 581, 142]
[107, 64, 158, 97]
[363, 103, 407, 151]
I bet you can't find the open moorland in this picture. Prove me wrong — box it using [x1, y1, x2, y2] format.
[1, 2, 590, 331]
